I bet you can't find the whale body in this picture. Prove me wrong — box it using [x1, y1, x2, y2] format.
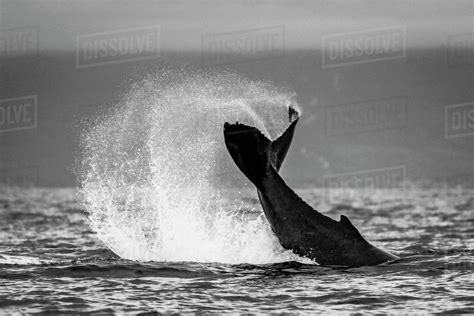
[223, 107, 398, 267]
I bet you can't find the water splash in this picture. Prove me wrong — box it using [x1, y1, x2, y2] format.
[79, 69, 306, 264]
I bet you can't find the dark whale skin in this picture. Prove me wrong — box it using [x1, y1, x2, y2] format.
[223, 108, 398, 268]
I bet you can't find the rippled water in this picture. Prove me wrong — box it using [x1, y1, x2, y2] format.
[1, 186, 472, 313]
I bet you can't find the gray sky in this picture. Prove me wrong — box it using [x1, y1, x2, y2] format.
[1, 0, 472, 51]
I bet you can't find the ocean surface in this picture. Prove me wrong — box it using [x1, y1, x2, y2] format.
[1, 186, 473, 314]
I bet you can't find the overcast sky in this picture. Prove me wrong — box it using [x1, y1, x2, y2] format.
[1, 0, 472, 51]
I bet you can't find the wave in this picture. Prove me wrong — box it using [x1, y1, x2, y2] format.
[78, 69, 305, 264]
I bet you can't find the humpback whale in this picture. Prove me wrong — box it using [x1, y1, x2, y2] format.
[223, 107, 398, 267]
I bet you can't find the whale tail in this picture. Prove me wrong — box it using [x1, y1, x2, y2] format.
[223, 106, 299, 187]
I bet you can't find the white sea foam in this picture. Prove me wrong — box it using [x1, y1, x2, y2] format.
[79, 69, 307, 264]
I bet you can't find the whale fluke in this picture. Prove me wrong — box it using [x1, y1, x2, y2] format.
[271, 120, 298, 172]
[223, 121, 271, 186]
[223, 106, 398, 267]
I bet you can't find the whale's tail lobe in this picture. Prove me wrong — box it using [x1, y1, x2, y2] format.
[223, 107, 299, 187]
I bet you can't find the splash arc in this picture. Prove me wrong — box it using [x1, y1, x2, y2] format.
[223, 106, 399, 267]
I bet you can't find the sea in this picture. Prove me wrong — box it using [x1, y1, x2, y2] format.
[0, 186, 473, 314]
